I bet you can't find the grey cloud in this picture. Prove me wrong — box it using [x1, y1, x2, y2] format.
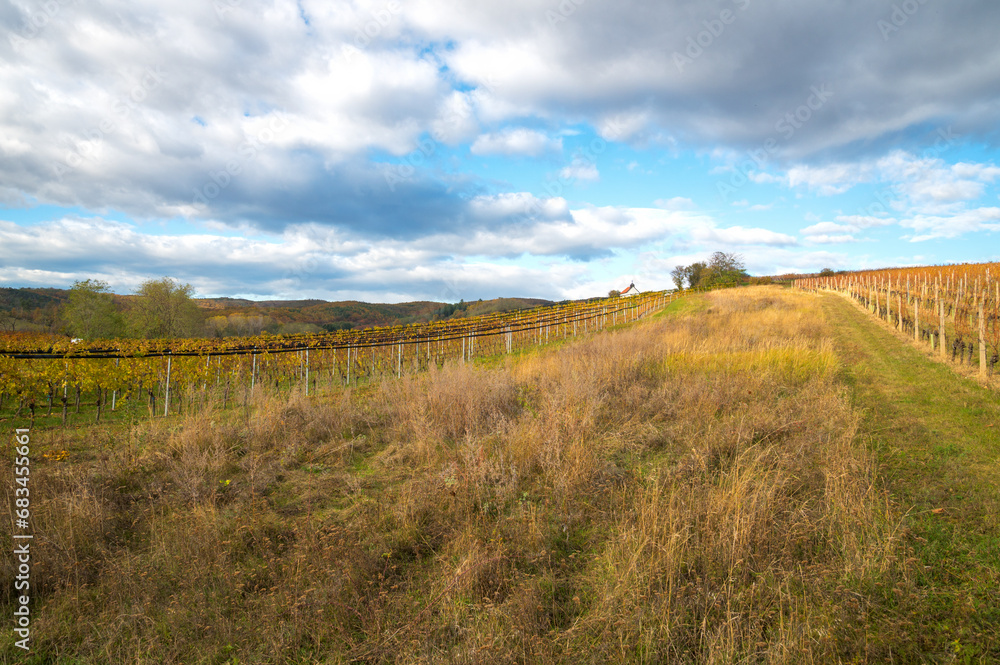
[438, 0, 1000, 161]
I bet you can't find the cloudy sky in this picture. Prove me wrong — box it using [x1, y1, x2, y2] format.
[2, 0, 999, 302]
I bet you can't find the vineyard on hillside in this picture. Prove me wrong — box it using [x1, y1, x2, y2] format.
[0, 290, 676, 424]
[796, 262, 1000, 375]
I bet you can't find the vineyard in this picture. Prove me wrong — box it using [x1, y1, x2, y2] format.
[0, 289, 675, 424]
[796, 262, 1000, 376]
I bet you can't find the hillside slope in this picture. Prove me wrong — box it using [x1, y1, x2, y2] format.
[12, 286, 989, 662]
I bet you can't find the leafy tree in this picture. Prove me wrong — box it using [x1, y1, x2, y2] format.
[432, 299, 469, 321]
[670, 266, 687, 290]
[670, 253, 747, 289]
[127, 278, 202, 339]
[686, 262, 708, 288]
[62, 279, 124, 339]
[206, 315, 229, 338]
[708, 251, 745, 274]
[608, 289, 621, 298]
[699, 252, 748, 287]
[819, 267, 836, 276]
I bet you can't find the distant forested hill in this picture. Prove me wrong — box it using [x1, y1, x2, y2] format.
[0, 285, 553, 336]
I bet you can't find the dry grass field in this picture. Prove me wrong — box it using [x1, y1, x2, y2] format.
[6, 285, 994, 663]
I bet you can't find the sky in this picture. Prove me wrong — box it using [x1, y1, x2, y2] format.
[2, 0, 1000, 303]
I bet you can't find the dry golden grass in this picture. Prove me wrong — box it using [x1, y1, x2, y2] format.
[1, 286, 912, 663]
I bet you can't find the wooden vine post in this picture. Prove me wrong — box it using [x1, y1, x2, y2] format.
[938, 288, 946, 359]
[980, 298, 987, 377]
[164, 354, 172, 418]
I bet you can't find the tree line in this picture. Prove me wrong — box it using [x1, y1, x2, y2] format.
[670, 252, 751, 290]
[62, 278, 204, 340]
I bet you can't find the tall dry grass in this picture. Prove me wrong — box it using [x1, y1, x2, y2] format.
[1, 286, 913, 663]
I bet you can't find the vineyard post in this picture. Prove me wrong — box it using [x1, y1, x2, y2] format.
[914, 296, 919, 342]
[886, 277, 892, 324]
[305, 349, 309, 396]
[980, 298, 987, 377]
[251, 351, 257, 391]
[938, 289, 946, 359]
[897, 291, 902, 330]
[336, 347, 343, 386]
[164, 354, 172, 418]
[397, 340, 402, 378]
[112, 357, 120, 411]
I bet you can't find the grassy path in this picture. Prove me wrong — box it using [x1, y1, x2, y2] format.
[821, 292, 1000, 660]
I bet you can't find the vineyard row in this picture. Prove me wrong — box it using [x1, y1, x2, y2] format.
[1, 289, 681, 425]
[795, 263, 1000, 377]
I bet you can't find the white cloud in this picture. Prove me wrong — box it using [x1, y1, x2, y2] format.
[806, 234, 858, 244]
[832, 215, 894, 229]
[430, 91, 479, 145]
[874, 151, 1000, 213]
[559, 161, 600, 182]
[801, 214, 894, 242]
[654, 197, 695, 210]
[785, 162, 874, 196]
[691, 225, 798, 247]
[802, 221, 854, 235]
[443, 206, 700, 259]
[780, 152, 1000, 212]
[748, 172, 782, 185]
[470, 128, 561, 157]
[467, 192, 569, 221]
[901, 207, 1000, 241]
